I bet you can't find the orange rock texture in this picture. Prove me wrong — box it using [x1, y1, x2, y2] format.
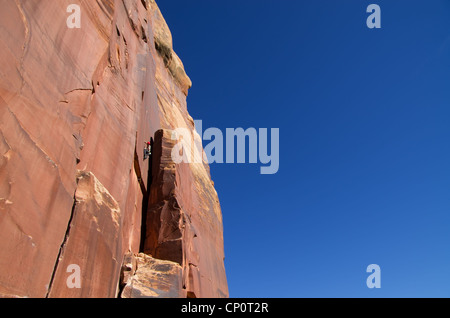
[0, 0, 228, 298]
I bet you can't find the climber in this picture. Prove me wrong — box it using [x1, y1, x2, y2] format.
[144, 141, 151, 160]
[143, 138, 153, 160]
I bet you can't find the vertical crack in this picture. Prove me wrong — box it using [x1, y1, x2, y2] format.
[139, 139, 153, 253]
[45, 192, 78, 298]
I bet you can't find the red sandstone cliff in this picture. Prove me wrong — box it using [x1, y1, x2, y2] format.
[0, 0, 228, 298]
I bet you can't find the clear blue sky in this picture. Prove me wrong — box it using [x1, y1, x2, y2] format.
[157, 0, 450, 297]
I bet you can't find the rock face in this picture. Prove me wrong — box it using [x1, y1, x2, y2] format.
[143, 129, 228, 298]
[120, 253, 184, 298]
[0, 0, 228, 298]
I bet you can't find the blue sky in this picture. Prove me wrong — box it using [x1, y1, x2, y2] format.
[157, 0, 450, 297]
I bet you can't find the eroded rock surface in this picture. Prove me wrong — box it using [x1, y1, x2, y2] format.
[0, 0, 227, 298]
[144, 129, 228, 298]
[120, 253, 184, 298]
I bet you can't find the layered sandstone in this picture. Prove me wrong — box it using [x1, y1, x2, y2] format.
[0, 0, 227, 298]
[120, 253, 184, 298]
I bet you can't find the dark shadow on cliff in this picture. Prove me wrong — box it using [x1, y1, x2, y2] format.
[139, 137, 153, 252]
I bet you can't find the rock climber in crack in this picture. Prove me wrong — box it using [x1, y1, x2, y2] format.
[144, 137, 153, 160]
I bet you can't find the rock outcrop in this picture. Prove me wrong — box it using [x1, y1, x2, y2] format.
[143, 129, 228, 298]
[120, 253, 184, 298]
[0, 0, 227, 298]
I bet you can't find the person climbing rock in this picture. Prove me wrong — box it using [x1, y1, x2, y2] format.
[143, 138, 153, 160]
[144, 142, 151, 160]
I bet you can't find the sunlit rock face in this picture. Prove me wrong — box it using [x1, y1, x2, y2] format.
[0, 0, 227, 298]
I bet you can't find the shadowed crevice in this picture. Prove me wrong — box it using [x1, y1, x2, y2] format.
[139, 138, 153, 253]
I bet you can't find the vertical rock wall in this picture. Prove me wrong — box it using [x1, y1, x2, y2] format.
[0, 0, 227, 298]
